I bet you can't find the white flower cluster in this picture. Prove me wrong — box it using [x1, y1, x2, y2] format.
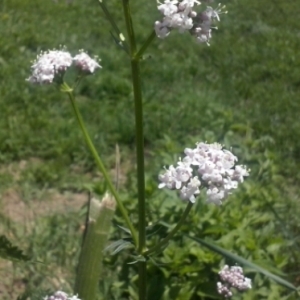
[158, 142, 249, 205]
[44, 291, 81, 300]
[217, 265, 252, 298]
[154, 0, 226, 44]
[27, 49, 101, 84]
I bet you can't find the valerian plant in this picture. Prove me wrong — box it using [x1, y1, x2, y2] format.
[21, 0, 298, 299]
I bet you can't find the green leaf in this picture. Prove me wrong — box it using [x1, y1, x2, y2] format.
[59, 82, 73, 93]
[0, 235, 30, 262]
[105, 239, 133, 255]
[145, 224, 164, 238]
[186, 235, 298, 292]
[117, 225, 132, 235]
[128, 255, 146, 264]
[17, 289, 52, 300]
[146, 271, 165, 300]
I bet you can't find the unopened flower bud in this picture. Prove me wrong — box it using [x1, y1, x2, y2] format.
[217, 265, 252, 298]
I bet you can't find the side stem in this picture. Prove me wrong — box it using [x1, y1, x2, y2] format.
[66, 89, 138, 247]
[144, 202, 194, 256]
[135, 30, 156, 59]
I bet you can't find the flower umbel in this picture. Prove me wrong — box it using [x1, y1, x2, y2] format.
[154, 0, 227, 44]
[217, 265, 252, 298]
[27, 49, 101, 85]
[43, 291, 81, 300]
[158, 142, 249, 204]
[27, 49, 73, 84]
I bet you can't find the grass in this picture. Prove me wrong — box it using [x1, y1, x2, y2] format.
[0, 0, 300, 299]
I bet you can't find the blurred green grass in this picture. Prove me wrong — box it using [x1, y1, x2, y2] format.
[0, 0, 300, 299]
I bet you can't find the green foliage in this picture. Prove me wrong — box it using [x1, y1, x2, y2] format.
[187, 236, 297, 292]
[17, 289, 52, 300]
[0, 0, 300, 299]
[0, 235, 30, 262]
[4, 211, 83, 299]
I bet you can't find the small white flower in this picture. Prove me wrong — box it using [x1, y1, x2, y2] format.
[158, 165, 177, 189]
[44, 291, 68, 300]
[217, 282, 233, 298]
[178, 0, 200, 15]
[206, 187, 226, 205]
[44, 291, 81, 300]
[195, 30, 212, 44]
[68, 296, 81, 300]
[232, 165, 249, 182]
[192, 4, 227, 44]
[158, 161, 193, 190]
[204, 5, 225, 21]
[238, 277, 252, 291]
[158, 0, 178, 16]
[223, 177, 238, 190]
[179, 14, 194, 31]
[175, 161, 193, 184]
[155, 20, 171, 39]
[73, 51, 101, 74]
[179, 176, 201, 202]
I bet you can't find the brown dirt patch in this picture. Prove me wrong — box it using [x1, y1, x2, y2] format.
[0, 189, 87, 299]
[1, 189, 87, 226]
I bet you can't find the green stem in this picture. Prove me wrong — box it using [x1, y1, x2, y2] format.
[138, 261, 147, 300]
[122, 1, 147, 299]
[66, 88, 138, 247]
[144, 202, 194, 256]
[130, 59, 146, 254]
[135, 30, 156, 59]
[97, 0, 129, 54]
[122, 0, 146, 256]
[122, 0, 136, 55]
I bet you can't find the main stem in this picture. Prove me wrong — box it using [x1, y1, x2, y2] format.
[122, 0, 146, 298]
[131, 59, 147, 300]
[130, 59, 146, 255]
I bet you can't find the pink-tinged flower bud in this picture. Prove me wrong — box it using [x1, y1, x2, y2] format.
[73, 51, 101, 74]
[217, 265, 252, 298]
